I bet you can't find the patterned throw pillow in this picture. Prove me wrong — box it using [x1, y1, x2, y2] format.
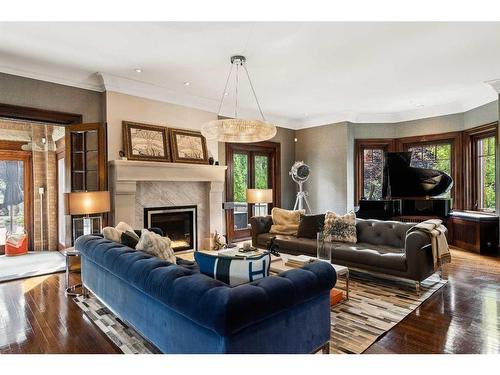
[323, 211, 357, 243]
[194, 251, 271, 286]
[136, 229, 176, 263]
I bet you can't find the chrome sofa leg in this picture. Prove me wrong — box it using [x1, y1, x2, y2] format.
[321, 342, 330, 354]
[415, 281, 421, 296]
[82, 284, 89, 299]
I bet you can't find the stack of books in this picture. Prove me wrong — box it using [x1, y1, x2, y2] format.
[284, 255, 315, 268]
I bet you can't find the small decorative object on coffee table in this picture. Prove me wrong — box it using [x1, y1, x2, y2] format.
[316, 231, 331, 262]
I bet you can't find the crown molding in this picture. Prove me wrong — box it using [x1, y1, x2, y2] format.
[293, 89, 497, 129]
[486, 79, 500, 94]
[98, 72, 297, 129]
[0, 65, 104, 92]
[0, 67, 496, 130]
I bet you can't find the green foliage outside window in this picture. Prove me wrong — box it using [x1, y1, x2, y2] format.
[233, 153, 248, 202]
[233, 154, 269, 202]
[408, 143, 452, 198]
[478, 136, 496, 210]
[363, 149, 384, 199]
[254, 155, 268, 189]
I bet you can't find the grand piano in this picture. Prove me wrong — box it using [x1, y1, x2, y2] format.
[356, 152, 453, 222]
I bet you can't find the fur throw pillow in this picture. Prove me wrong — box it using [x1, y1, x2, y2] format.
[102, 227, 121, 242]
[102, 222, 138, 243]
[136, 229, 176, 263]
[323, 211, 357, 243]
[269, 207, 305, 236]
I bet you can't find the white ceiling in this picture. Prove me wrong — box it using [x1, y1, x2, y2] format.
[1, 22, 499, 129]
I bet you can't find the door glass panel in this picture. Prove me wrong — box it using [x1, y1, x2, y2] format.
[86, 151, 98, 171]
[71, 133, 84, 151]
[72, 152, 84, 171]
[70, 129, 100, 191]
[253, 155, 270, 216]
[0, 160, 25, 247]
[86, 131, 98, 151]
[86, 171, 98, 191]
[232, 153, 248, 230]
[72, 172, 85, 192]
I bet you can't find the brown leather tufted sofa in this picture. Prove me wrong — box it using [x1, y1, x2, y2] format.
[250, 216, 438, 284]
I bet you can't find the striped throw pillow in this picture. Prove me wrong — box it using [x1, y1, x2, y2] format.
[194, 251, 271, 286]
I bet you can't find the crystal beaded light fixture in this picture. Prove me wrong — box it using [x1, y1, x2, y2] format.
[202, 55, 277, 143]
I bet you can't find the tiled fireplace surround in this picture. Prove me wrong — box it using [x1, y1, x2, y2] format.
[109, 160, 227, 250]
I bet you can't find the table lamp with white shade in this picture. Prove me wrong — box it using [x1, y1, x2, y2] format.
[246, 188, 273, 217]
[65, 191, 110, 239]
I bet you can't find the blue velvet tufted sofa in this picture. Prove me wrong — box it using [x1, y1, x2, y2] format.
[75, 235, 337, 354]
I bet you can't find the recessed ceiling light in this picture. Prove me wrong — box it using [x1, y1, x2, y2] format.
[224, 92, 229, 96]
[416, 104, 425, 108]
[134, 68, 142, 73]
[184, 81, 191, 86]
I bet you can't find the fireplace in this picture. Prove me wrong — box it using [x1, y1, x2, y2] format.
[144, 205, 197, 252]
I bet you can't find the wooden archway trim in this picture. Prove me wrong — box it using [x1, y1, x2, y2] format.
[0, 103, 82, 124]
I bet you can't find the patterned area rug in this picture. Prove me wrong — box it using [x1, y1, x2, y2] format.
[330, 272, 446, 354]
[74, 273, 446, 354]
[74, 296, 159, 354]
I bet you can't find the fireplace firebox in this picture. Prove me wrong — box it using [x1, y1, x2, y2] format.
[144, 205, 197, 252]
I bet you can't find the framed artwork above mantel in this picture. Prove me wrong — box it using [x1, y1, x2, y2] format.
[169, 128, 209, 164]
[122, 121, 171, 162]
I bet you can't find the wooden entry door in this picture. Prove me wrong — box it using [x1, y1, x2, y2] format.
[226, 142, 280, 242]
[0, 150, 32, 254]
[64, 123, 107, 246]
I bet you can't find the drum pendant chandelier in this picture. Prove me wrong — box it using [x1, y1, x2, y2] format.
[201, 55, 277, 143]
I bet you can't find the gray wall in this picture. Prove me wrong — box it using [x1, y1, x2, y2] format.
[0, 73, 105, 123]
[353, 100, 498, 139]
[295, 122, 351, 214]
[464, 100, 498, 129]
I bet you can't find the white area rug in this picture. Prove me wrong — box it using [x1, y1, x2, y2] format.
[0, 251, 65, 283]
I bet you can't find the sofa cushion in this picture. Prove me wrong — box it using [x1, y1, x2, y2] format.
[331, 242, 407, 271]
[256, 233, 317, 257]
[356, 219, 414, 248]
[297, 214, 325, 239]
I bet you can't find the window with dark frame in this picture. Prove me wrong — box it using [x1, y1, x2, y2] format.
[356, 124, 498, 213]
[406, 142, 453, 198]
[362, 148, 385, 200]
[474, 134, 496, 211]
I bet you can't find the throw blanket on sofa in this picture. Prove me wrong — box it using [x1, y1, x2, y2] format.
[408, 219, 451, 270]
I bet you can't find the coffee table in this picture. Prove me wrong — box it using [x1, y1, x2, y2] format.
[270, 254, 349, 300]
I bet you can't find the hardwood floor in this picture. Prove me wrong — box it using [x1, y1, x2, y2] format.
[0, 272, 120, 354]
[365, 248, 500, 354]
[0, 248, 499, 354]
